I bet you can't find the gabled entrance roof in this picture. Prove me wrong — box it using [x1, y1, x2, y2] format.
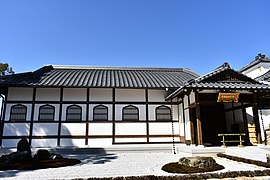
[166, 62, 270, 100]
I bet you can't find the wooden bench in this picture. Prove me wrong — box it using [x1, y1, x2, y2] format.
[218, 133, 246, 147]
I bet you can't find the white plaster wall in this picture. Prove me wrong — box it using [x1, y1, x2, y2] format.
[259, 110, 270, 141]
[32, 123, 58, 135]
[90, 88, 112, 101]
[149, 137, 175, 142]
[184, 108, 190, 123]
[88, 138, 112, 146]
[115, 123, 146, 135]
[88, 123, 112, 135]
[33, 104, 60, 121]
[244, 63, 270, 78]
[115, 138, 147, 143]
[183, 95, 189, 109]
[149, 122, 172, 135]
[89, 104, 112, 121]
[61, 123, 86, 135]
[179, 103, 185, 136]
[115, 89, 145, 102]
[2, 139, 21, 148]
[173, 122, 180, 135]
[7, 87, 33, 101]
[31, 139, 57, 147]
[172, 105, 178, 120]
[185, 122, 191, 140]
[63, 88, 87, 101]
[60, 139, 85, 147]
[148, 90, 166, 102]
[3, 123, 30, 136]
[62, 104, 87, 121]
[36, 88, 60, 101]
[5, 104, 32, 121]
[189, 92, 195, 104]
[115, 105, 146, 121]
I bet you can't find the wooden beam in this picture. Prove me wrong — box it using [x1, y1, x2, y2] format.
[195, 91, 203, 145]
[29, 87, 36, 146]
[188, 94, 195, 144]
[253, 93, 262, 144]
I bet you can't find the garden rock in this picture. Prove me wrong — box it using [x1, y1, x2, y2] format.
[34, 149, 51, 161]
[17, 137, 31, 153]
[179, 156, 217, 168]
[0, 151, 29, 167]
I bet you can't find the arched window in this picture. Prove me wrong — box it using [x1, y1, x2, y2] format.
[10, 104, 27, 122]
[93, 105, 108, 121]
[39, 105, 55, 122]
[122, 105, 139, 121]
[66, 105, 82, 122]
[156, 105, 172, 121]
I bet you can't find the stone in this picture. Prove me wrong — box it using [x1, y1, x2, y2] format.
[178, 156, 217, 168]
[50, 154, 63, 160]
[17, 138, 31, 153]
[0, 151, 30, 167]
[34, 149, 51, 161]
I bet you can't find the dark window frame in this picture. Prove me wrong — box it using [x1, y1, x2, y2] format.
[66, 104, 82, 122]
[156, 105, 172, 122]
[122, 105, 139, 122]
[10, 104, 27, 122]
[38, 104, 55, 122]
[93, 105, 108, 121]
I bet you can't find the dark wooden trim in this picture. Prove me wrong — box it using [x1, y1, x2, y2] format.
[181, 99, 186, 143]
[241, 102, 250, 143]
[5, 100, 179, 105]
[253, 93, 262, 144]
[188, 94, 195, 144]
[224, 103, 252, 112]
[232, 102, 236, 124]
[85, 87, 90, 145]
[195, 91, 203, 145]
[57, 88, 63, 146]
[112, 88, 116, 144]
[145, 89, 149, 143]
[0, 91, 8, 147]
[29, 87, 36, 146]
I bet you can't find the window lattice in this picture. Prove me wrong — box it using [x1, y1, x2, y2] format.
[10, 104, 27, 122]
[39, 105, 55, 121]
[93, 105, 108, 121]
[123, 105, 139, 121]
[66, 105, 82, 121]
[156, 106, 172, 121]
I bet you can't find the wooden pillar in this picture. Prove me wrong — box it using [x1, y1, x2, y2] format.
[241, 103, 250, 143]
[188, 94, 195, 144]
[145, 89, 149, 143]
[85, 87, 90, 145]
[181, 98, 187, 143]
[112, 88, 116, 144]
[195, 91, 203, 145]
[253, 93, 262, 144]
[29, 87, 36, 146]
[57, 88, 64, 146]
[0, 92, 8, 147]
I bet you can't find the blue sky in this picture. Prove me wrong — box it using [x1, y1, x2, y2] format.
[0, 0, 270, 75]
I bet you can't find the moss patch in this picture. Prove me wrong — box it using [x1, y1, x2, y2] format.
[161, 162, 224, 174]
[0, 158, 81, 170]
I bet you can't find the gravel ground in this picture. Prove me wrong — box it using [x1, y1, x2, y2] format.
[0, 146, 270, 180]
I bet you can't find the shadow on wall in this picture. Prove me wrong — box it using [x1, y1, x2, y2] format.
[2, 123, 74, 148]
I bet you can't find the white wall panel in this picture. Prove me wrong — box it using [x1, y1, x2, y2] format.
[88, 123, 112, 135]
[5, 104, 32, 121]
[88, 138, 112, 146]
[60, 139, 85, 147]
[89, 104, 112, 121]
[189, 92, 195, 104]
[3, 123, 30, 136]
[8, 87, 33, 101]
[115, 138, 147, 143]
[63, 88, 87, 101]
[90, 88, 112, 101]
[31, 139, 57, 148]
[32, 123, 58, 135]
[36, 88, 60, 101]
[149, 137, 175, 142]
[115, 123, 146, 135]
[62, 104, 87, 121]
[149, 123, 172, 134]
[183, 95, 189, 109]
[185, 122, 191, 140]
[148, 90, 166, 102]
[61, 123, 86, 135]
[115, 105, 146, 121]
[115, 89, 145, 102]
[33, 104, 60, 121]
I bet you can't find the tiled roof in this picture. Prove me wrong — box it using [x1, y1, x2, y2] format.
[0, 65, 200, 88]
[166, 62, 270, 100]
[255, 70, 270, 82]
[239, 53, 270, 72]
